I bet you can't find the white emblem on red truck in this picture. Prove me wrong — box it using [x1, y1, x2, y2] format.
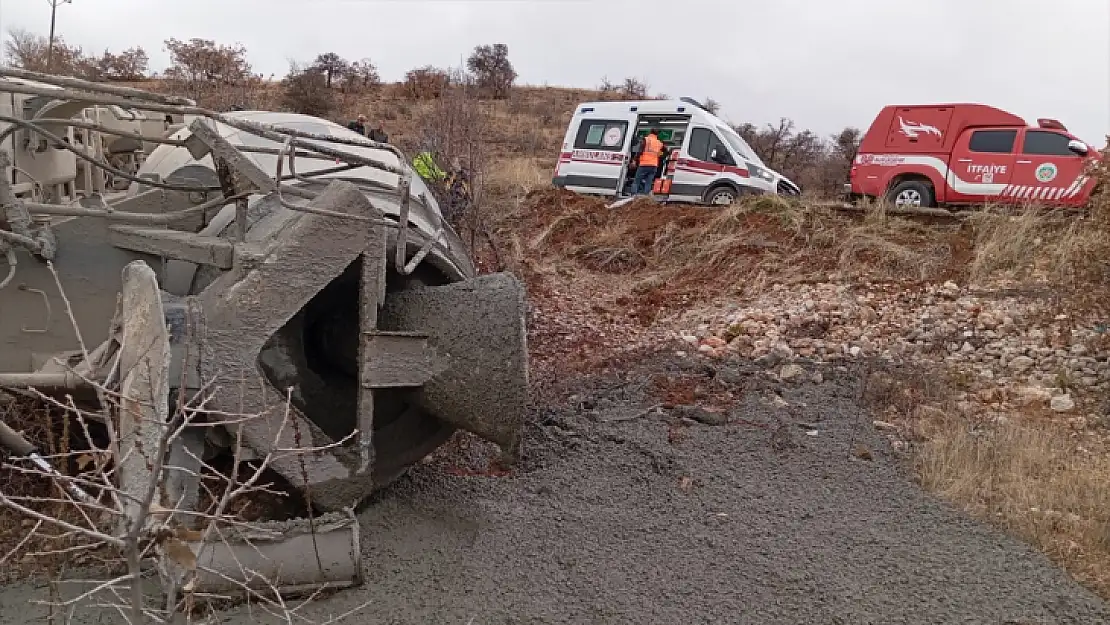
[898, 117, 942, 139]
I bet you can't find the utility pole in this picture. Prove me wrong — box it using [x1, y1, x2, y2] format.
[46, 0, 72, 72]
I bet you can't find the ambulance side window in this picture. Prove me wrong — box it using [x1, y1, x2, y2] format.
[1022, 131, 1075, 157]
[688, 128, 712, 161]
[574, 120, 628, 152]
[688, 128, 735, 165]
[968, 129, 1017, 154]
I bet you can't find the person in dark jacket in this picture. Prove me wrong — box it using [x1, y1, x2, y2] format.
[347, 114, 367, 136]
[368, 120, 389, 143]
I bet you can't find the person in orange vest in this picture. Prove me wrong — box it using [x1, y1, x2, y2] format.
[631, 128, 664, 196]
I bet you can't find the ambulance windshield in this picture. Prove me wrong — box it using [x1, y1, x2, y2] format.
[718, 125, 764, 166]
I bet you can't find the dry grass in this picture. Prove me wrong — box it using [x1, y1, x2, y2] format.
[866, 363, 1110, 600]
[484, 156, 550, 199]
[915, 411, 1110, 597]
[966, 204, 1109, 287]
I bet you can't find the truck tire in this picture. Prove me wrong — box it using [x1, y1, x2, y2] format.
[885, 180, 935, 208]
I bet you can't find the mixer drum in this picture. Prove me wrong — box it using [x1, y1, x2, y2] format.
[130, 113, 528, 509]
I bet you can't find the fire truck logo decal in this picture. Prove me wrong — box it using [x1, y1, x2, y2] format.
[1035, 162, 1058, 183]
[898, 117, 942, 139]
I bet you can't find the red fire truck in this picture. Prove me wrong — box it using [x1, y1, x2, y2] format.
[846, 104, 1101, 209]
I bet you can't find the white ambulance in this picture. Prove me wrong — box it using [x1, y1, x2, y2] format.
[552, 97, 801, 205]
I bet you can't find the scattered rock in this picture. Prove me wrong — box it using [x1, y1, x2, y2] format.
[671, 405, 728, 426]
[1008, 356, 1035, 373]
[1050, 395, 1076, 413]
[677, 279, 1108, 421]
[1014, 386, 1053, 407]
[779, 364, 806, 381]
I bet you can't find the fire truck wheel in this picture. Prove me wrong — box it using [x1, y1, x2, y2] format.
[885, 180, 935, 208]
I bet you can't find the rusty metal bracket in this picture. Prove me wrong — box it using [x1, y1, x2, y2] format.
[17, 285, 51, 334]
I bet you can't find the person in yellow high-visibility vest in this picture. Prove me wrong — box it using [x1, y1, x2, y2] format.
[412, 151, 446, 182]
[631, 128, 663, 195]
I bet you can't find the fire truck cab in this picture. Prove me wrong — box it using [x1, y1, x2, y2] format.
[553, 97, 801, 205]
[847, 103, 1100, 208]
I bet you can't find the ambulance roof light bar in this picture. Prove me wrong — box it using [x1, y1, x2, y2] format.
[679, 96, 712, 114]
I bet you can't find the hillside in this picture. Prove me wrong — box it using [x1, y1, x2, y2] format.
[1, 61, 1110, 622]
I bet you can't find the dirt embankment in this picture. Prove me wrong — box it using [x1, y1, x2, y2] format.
[507, 189, 973, 314]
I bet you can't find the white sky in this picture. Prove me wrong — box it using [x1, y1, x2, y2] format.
[3, 0, 1109, 145]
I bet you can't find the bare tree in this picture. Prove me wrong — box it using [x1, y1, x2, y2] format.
[161, 38, 255, 109]
[620, 78, 649, 99]
[830, 127, 862, 168]
[310, 52, 350, 89]
[96, 47, 149, 82]
[466, 43, 517, 99]
[343, 58, 381, 93]
[4, 28, 98, 79]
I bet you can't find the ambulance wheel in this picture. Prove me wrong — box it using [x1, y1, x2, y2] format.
[705, 185, 738, 206]
[886, 180, 935, 208]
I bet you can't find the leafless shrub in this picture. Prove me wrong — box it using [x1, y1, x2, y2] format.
[621, 77, 649, 99]
[415, 70, 499, 263]
[161, 38, 253, 105]
[0, 264, 366, 624]
[703, 98, 721, 115]
[403, 65, 451, 100]
[598, 76, 620, 98]
[281, 62, 337, 118]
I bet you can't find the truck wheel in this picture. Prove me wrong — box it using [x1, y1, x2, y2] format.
[704, 185, 738, 206]
[885, 180, 935, 208]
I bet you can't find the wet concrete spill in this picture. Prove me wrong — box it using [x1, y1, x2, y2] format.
[2, 353, 1109, 624]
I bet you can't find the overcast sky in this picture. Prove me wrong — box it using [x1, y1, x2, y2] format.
[3, 0, 1108, 145]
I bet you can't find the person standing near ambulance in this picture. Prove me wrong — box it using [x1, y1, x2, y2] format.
[631, 128, 664, 195]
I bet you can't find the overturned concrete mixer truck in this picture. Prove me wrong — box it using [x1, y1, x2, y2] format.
[0, 68, 528, 604]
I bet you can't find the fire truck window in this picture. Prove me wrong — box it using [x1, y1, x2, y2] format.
[1022, 131, 1075, 156]
[688, 128, 712, 161]
[968, 130, 1017, 154]
[574, 120, 628, 152]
